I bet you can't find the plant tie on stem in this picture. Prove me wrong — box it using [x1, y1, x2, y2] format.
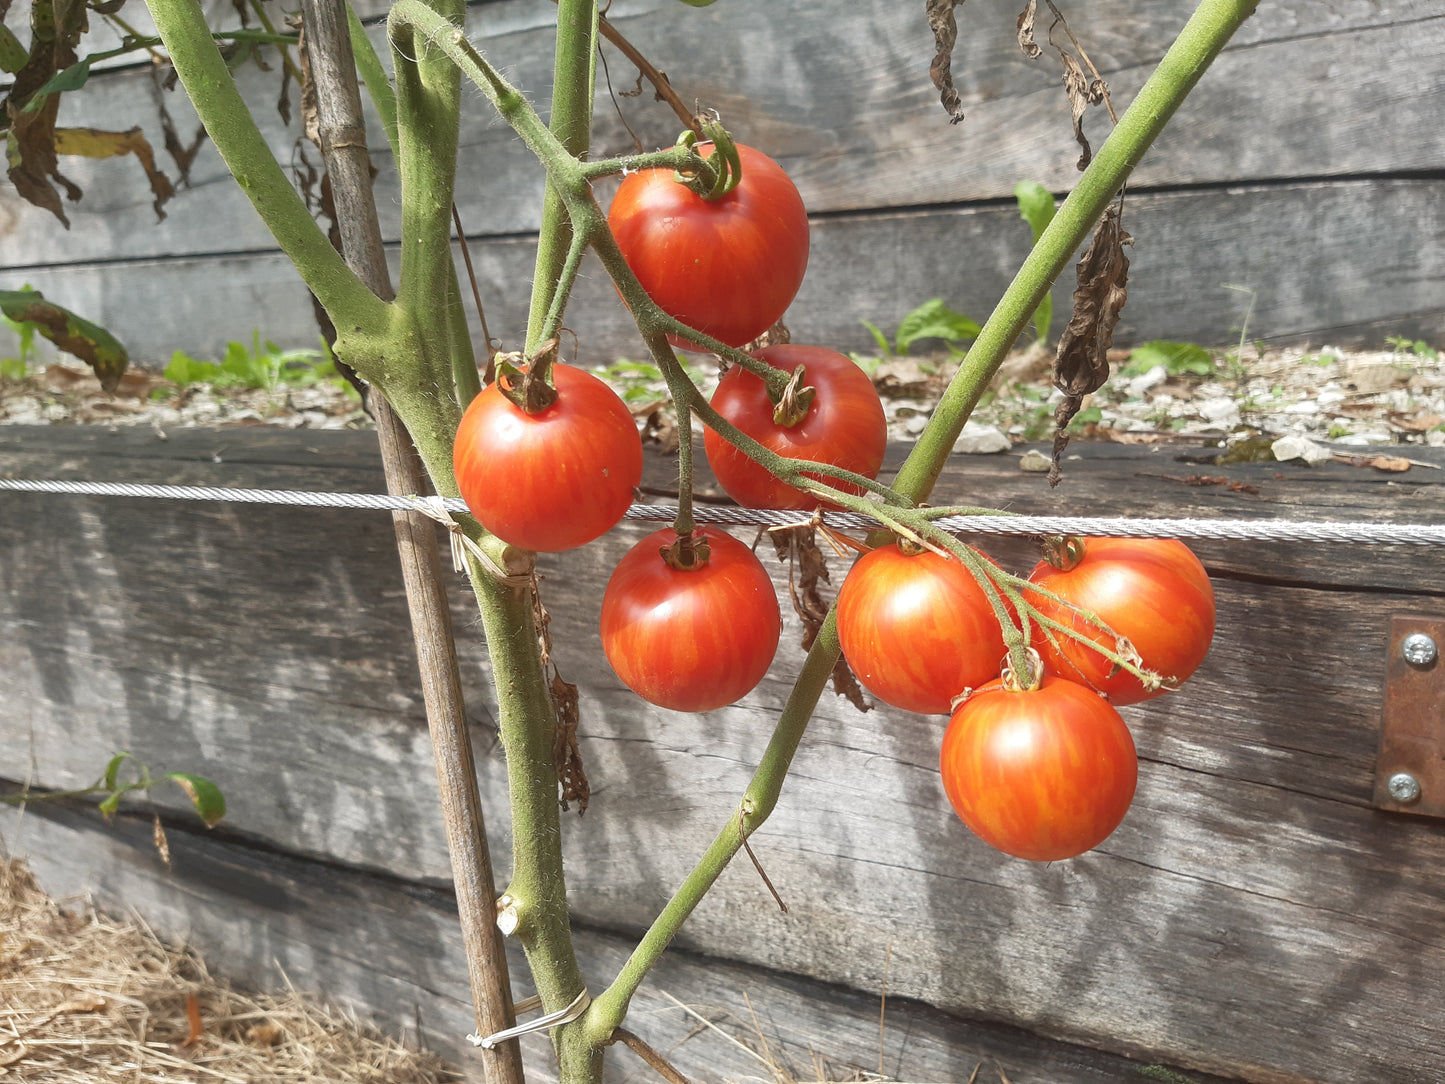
[409, 495, 532, 585]
[467, 987, 591, 1049]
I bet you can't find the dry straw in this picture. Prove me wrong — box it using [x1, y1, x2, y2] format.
[0, 857, 460, 1082]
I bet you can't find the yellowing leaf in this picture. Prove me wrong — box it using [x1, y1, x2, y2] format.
[53, 126, 175, 221]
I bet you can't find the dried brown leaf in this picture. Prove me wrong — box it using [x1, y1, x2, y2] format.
[152, 66, 207, 186]
[1364, 455, 1411, 473]
[551, 672, 589, 814]
[53, 125, 175, 220]
[1058, 49, 1105, 171]
[926, 0, 966, 124]
[1016, 0, 1041, 58]
[2, 0, 87, 224]
[1049, 201, 1131, 485]
[153, 813, 172, 869]
[770, 527, 871, 711]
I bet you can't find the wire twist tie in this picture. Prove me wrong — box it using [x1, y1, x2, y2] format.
[406, 496, 530, 584]
[467, 988, 590, 1049]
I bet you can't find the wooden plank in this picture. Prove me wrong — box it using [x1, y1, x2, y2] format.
[1, 801, 1246, 1084]
[2, 2, 1441, 265]
[5, 177, 1443, 368]
[4, 427, 1445, 1081]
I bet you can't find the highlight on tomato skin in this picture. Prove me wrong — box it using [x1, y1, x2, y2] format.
[452, 363, 643, 553]
[599, 526, 782, 713]
[835, 542, 1007, 715]
[703, 344, 888, 511]
[1025, 536, 1216, 705]
[606, 143, 809, 351]
[939, 675, 1138, 862]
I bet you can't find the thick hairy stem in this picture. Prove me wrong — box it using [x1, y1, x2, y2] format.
[525, 0, 598, 351]
[143, 0, 389, 350]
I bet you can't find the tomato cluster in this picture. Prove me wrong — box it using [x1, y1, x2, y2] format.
[450, 136, 1217, 865]
[836, 533, 1214, 861]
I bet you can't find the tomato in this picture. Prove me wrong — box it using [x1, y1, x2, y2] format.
[940, 675, 1138, 862]
[607, 143, 809, 350]
[702, 345, 887, 510]
[835, 542, 1007, 714]
[600, 526, 781, 712]
[1025, 537, 1214, 705]
[452, 364, 642, 552]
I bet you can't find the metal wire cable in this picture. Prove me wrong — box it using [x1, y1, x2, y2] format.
[1, 476, 1442, 545]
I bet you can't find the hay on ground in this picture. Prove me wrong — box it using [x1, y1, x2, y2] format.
[0, 858, 460, 1082]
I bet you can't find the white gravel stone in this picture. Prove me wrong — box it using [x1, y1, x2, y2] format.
[953, 422, 1011, 454]
[1272, 435, 1332, 465]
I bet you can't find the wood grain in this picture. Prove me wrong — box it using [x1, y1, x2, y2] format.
[2, 800, 1246, 1083]
[1, 2, 1441, 366]
[6, 177, 1443, 368]
[3, 426, 1445, 1081]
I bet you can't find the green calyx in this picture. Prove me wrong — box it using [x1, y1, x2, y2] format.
[769, 364, 817, 427]
[673, 119, 742, 201]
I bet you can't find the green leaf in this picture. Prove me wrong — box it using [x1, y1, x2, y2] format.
[1071, 405, 1103, 426]
[0, 289, 128, 391]
[1015, 181, 1057, 343]
[0, 25, 28, 75]
[98, 791, 122, 818]
[859, 319, 892, 357]
[164, 772, 227, 828]
[894, 299, 981, 355]
[1124, 339, 1214, 377]
[102, 752, 136, 791]
[1014, 180, 1056, 242]
[29, 56, 93, 98]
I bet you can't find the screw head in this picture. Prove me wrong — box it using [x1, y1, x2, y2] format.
[1402, 633, 1438, 667]
[1388, 771, 1422, 804]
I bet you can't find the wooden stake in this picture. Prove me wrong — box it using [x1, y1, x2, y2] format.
[293, 2, 524, 1080]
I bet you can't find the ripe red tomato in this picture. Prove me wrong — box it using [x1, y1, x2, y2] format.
[940, 675, 1138, 862]
[452, 364, 642, 552]
[600, 526, 781, 712]
[607, 143, 809, 350]
[835, 542, 1006, 714]
[1025, 537, 1214, 705]
[702, 345, 887, 510]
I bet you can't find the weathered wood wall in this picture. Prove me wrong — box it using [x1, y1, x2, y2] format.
[1, 1, 1442, 365]
[3, 424, 1445, 1083]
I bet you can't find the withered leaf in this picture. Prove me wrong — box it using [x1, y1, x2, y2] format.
[153, 68, 207, 187]
[53, 126, 175, 220]
[1049, 201, 1131, 485]
[1016, 0, 1041, 58]
[770, 527, 871, 712]
[551, 673, 589, 814]
[1059, 49, 1106, 171]
[926, 0, 966, 124]
[0, 289, 128, 391]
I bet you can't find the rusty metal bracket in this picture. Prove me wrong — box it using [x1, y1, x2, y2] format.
[1375, 615, 1445, 816]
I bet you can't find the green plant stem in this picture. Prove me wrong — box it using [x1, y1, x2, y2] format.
[80, 28, 296, 68]
[896, 0, 1258, 505]
[525, 0, 598, 352]
[144, 0, 390, 352]
[584, 611, 844, 1040]
[391, 7, 461, 359]
[585, 0, 1258, 1035]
